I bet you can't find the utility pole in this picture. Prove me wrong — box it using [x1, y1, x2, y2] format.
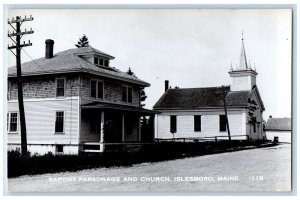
[8, 15, 34, 155]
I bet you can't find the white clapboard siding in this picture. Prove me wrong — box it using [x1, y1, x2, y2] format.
[7, 98, 79, 145]
[156, 110, 246, 139]
[227, 114, 243, 135]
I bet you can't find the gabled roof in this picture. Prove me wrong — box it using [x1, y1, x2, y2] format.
[265, 118, 291, 131]
[153, 86, 251, 110]
[8, 46, 149, 87]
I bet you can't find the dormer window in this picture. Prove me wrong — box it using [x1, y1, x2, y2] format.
[99, 59, 103, 66]
[94, 56, 109, 67]
[94, 57, 98, 65]
[104, 60, 109, 67]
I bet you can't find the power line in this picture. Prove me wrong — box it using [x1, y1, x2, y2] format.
[21, 48, 44, 71]
[34, 27, 75, 43]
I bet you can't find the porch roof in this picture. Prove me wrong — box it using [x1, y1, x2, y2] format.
[81, 101, 157, 115]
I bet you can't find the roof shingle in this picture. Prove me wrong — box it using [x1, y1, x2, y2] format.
[265, 118, 291, 131]
[153, 86, 250, 110]
[8, 46, 149, 87]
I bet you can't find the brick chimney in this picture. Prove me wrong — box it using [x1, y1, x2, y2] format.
[45, 39, 54, 59]
[165, 80, 169, 92]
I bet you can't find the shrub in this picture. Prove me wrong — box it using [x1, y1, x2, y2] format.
[7, 140, 275, 178]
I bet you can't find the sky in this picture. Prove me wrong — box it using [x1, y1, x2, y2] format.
[7, 9, 292, 119]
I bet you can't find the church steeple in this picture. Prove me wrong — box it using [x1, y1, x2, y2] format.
[228, 32, 258, 91]
[239, 31, 248, 69]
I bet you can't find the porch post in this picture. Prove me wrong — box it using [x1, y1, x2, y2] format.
[138, 115, 141, 142]
[154, 114, 157, 141]
[100, 111, 105, 151]
[122, 112, 125, 142]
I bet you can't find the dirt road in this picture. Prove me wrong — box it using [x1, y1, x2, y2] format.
[8, 143, 291, 192]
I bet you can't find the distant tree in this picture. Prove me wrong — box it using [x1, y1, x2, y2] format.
[140, 89, 147, 107]
[75, 34, 90, 48]
[174, 86, 180, 89]
[126, 67, 147, 107]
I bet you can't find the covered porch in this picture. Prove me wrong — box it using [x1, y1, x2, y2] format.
[79, 102, 156, 152]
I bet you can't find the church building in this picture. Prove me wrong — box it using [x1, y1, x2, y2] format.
[153, 37, 266, 141]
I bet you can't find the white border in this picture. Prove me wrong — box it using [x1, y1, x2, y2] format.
[1, 1, 298, 199]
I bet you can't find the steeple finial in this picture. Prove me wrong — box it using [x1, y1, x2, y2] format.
[242, 29, 244, 41]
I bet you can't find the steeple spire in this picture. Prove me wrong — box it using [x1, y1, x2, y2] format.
[240, 30, 248, 69]
[229, 32, 258, 91]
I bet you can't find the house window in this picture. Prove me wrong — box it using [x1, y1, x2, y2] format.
[55, 111, 64, 133]
[104, 60, 109, 67]
[91, 80, 104, 99]
[7, 112, 18, 133]
[99, 59, 103, 66]
[94, 57, 99, 65]
[91, 80, 97, 98]
[219, 115, 227, 132]
[56, 78, 65, 97]
[56, 145, 63, 153]
[253, 124, 256, 133]
[122, 86, 133, 103]
[194, 115, 201, 132]
[97, 81, 104, 99]
[122, 86, 127, 102]
[94, 57, 107, 67]
[170, 115, 177, 133]
[128, 87, 133, 103]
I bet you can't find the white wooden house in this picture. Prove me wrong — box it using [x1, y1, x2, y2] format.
[153, 38, 266, 141]
[7, 39, 155, 155]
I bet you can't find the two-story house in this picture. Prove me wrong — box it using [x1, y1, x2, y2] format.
[7, 39, 155, 155]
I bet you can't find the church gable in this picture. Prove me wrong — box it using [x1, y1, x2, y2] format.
[248, 86, 265, 112]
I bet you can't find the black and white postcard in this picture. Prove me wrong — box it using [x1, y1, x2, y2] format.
[5, 7, 293, 194]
